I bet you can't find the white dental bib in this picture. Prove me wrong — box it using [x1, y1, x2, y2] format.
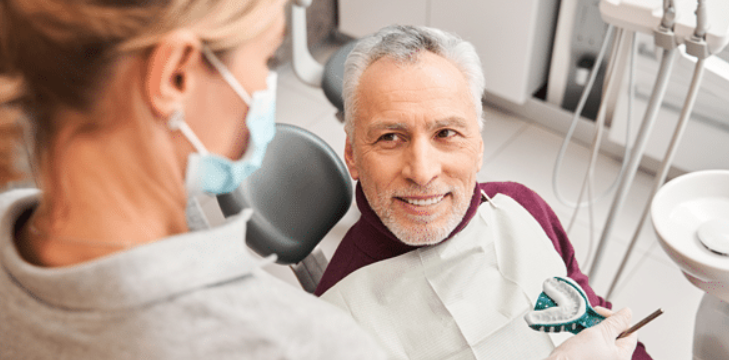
[322, 194, 567, 359]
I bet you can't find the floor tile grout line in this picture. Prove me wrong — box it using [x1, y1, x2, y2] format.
[481, 122, 531, 167]
[607, 241, 661, 302]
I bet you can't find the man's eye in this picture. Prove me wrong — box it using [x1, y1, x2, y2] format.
[379, 133, 399, 142]
[436, 129, 457, 138]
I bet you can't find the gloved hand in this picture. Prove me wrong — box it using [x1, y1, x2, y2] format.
[546, 307, 638, 360]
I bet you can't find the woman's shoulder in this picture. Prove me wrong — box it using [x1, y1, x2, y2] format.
[0, 256, 385, 359]
[204, 269, 387, 359]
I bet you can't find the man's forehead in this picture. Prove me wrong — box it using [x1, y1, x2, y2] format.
[361, 53, 464, 89]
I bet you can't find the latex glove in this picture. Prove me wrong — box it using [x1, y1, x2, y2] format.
[546, 307, 638, 360]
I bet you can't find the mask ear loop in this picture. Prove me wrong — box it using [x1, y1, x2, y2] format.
[201, 46, 253, 105]
[168, 109, 209, 155]
[481, 189, 498, 209]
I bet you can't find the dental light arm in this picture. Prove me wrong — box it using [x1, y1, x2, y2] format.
[291, 0, 324, 87]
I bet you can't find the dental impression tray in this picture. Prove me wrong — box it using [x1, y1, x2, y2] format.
[524, 276, 606, 334]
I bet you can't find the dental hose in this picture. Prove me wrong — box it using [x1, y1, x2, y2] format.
[551, 24, 638, 266]
[564, 29, 639, 267]
[588, 47, 676, 279]
[585, 0, 678, 280]
[606, 0, 709, 299]
[552, 24, 637, 215]
[552, 25, 619, 211]
[607, 58, 706, 300]
[567, 29, 637, 266]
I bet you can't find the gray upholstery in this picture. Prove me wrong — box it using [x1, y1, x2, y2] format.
[322, 41, 358, 113]
[217, 123, 352, 265]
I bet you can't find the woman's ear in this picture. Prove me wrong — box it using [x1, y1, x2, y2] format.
[145, 30, 202, 118]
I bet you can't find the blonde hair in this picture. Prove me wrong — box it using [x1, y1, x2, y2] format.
[0, 0, 283, 187]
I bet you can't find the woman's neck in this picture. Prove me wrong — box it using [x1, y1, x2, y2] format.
[20, 95, 190, 267]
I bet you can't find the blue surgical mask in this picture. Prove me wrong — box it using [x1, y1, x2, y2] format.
[168, 46, 277, 196]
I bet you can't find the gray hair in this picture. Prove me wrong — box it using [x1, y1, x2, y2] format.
[342, 25, 485, 139]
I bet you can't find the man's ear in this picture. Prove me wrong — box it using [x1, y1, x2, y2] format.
[145, 30, 202, 118]
[344, 136, 360, 181]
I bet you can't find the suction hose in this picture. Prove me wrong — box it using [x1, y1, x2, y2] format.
[588, 48, 676, 279]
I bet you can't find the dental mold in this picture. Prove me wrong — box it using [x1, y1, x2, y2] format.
[524, 276, 606, 334]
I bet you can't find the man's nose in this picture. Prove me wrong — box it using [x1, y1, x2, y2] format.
[402, 137, 441, 187]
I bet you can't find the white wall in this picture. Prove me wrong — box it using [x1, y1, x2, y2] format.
[338, 0, 559, 105]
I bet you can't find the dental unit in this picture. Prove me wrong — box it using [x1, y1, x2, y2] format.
[592, 0, 727, 284]
[550, 0, 728, 283]
[604, 0, 716, 299]
[560, 1, 728, 359]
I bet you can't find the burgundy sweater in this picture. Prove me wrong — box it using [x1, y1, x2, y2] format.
[316, 181, 651, 359]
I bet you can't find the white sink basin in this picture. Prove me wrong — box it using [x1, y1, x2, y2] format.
[651, 170, 729, 301]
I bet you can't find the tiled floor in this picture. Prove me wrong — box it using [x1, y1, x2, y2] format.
[265, 48, 706, 359]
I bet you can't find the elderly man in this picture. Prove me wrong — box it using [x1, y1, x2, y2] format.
[314, 25, 653, 360]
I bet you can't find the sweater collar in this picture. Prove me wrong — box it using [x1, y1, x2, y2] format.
[1, 189, 268, 311]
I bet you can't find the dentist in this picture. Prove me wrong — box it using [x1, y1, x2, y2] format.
[0, 0, 384, 358]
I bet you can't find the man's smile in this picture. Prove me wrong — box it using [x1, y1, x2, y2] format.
[396, 194, 447, 207]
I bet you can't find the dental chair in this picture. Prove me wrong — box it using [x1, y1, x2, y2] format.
[215, 0, 358, 293]
[217, 123, 352, 293]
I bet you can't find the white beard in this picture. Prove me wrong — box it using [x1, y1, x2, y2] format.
[372, 185, 472, 246]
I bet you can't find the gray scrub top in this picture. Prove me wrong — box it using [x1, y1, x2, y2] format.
[0, 189, 385, 360]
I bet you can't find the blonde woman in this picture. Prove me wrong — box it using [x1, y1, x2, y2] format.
[0, 0, 384, 358]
